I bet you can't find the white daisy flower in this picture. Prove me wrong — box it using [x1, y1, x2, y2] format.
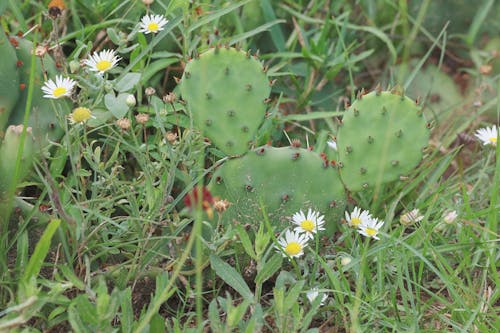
[474, 126, 498, 146]
[41, 75, 76, 99]
[292, 208, 325, 239]
[275, 229, 309, 259]
[443, 210, 458, 224]
[345, 206, 371, 228]
[357, 217, 384, 240]
[399, 209, 424, 226]
[327, 139, 337, 151]
[84, 49, 121, 74]
[138, 14, 169, 34]
[306, 288, 328, 305]
[68, 107, 94, 124]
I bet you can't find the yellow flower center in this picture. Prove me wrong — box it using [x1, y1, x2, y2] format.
[300, 219, 315, 232]
[96, 60, 112, 72]
[351, 217, 361, 227]
[72, 107, 92, 123]
[148, 22, 159, 32]
[365, 228, 377, 237]
[489, 137, 497, 144]
[53, 87, 67, 97]
[285, 242, 302, 256]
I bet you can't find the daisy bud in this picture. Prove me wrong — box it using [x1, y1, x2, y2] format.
[145, 87, 156, 96]
[69, 60, 80, 73]
[443, 210, 458, 224]
[142, 0, 154, 5]
[126, 94, 136, 107]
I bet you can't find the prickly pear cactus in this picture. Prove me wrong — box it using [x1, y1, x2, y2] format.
[8, 36, 71, 147]
[336, 90, 430, 192]
[0, 125, 34, 195]
[179, 47, 271, 156]
[208, 146, 346, 234]
[0, 29, 20, 132]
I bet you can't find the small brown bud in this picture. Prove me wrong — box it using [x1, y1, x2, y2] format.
[165, 131, 178, 144]
[213, 198, 231, 213]
[116, 118, 131, 131]
[135, 113, 149, 125]
[479, 64, 492, 75]
[163, 92, 176, 104]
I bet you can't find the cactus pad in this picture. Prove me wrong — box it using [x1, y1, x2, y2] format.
[208, 146, 346, 234]
[336, 90, 430, 192]
[179, 47, 270, 156]
[0, 30, 20, 132]
[8, 37, 71, 147]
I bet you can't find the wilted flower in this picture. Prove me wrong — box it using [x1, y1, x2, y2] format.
[306, 288, 328, 305]
[443, 210, 458, 224]
[68, 107, 93, 124]
[400, 209, 424, 225]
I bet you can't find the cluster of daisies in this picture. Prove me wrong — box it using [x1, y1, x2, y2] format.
[275, 207, 384, 260]
[40, 13, 169, 124]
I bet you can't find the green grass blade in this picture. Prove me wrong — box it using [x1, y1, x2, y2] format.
[210, 254, 254, 301]
[21, 219, 61, 285]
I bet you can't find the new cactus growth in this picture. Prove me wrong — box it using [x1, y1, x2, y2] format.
[336, 90, 430, 192]
[208, 146, 346, 235]
[0, 29, 20, 132]
[0, 125, 34, 194]
[179, 47, 271, 156]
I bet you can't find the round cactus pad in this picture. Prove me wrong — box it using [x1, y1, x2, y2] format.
[208, 146, 346, 234]
[179, 47, 270, 156]
[336, 91, 430, 192]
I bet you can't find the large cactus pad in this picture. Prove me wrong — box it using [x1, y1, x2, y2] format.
[208, 146, 346, 234]
[179, 47, 270, 156]
[336, 90, 430, 192]
[0, 30, 20, 132]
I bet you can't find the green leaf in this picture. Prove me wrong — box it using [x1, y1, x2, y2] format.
[150, 313, 165, 333]
[21, 219, 61, 285]
[120, 288, 133, 333]
[235, 225, 256, 259]
[208, 299, 222, 332]
[209, 255, 253, 301]
[284, 280, 305, 312]
[255, 253, 282, 285]
[115, 73, 142, 92]
[104, 92, 130, 119]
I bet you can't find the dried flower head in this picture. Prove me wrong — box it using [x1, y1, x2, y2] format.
[163, 92, 177, 104]
[116, 118, 131, 131]
[135, 113, 149, 125]
[165, 131, 178, 144]
[213, 198, 231, 213]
